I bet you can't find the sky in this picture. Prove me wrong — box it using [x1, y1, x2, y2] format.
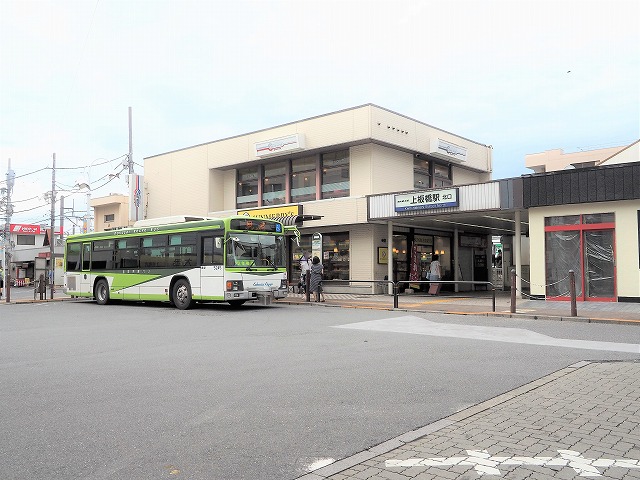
[1, 0, 639, 231]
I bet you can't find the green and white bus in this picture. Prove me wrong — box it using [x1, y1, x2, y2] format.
[63, 215, 290, 309]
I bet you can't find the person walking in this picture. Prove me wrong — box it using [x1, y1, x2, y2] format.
[299, 252, 311, 294]
[0, 266, 4, 299]
[309, 256, 326, 302]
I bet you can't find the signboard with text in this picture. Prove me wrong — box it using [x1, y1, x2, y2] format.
[394, 188, 459, 212]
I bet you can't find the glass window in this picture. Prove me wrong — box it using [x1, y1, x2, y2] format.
[66, 243, 82, 272]
[91, 240, 114, 270]
[202, 236, 224, 265]
[291, 156, 317, 202]
[82, 243, 91, 271]
[116, 237, 140, 268]
[141, 235, 168, 268]
[545, 215, 580, 226]
[414, 157, 431, 189]
[433, 163, 452, 188]
[104, 214, 115, 222]
[583, 213, 614, 224]
[263, 161, 287, 205]
[323, 232, 349, 280]
[237, 167, 259, 208]
[321, 150, 349, 199]
[17, 235, 35, 245]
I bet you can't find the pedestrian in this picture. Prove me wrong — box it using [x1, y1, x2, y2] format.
[0, 266, 4, 299]
[310, 256, 326, 302]
[299, 251, 311, 294]
[428, 254, 442, 295]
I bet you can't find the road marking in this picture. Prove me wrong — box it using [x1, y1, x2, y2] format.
[306, 458, 335, 471]
[386, 449, 640, 477]
[334, 316, 640, 353]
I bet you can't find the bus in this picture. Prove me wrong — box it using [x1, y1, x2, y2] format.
[63, 215, 290, 309]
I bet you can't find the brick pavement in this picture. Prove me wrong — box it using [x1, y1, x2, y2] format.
[299, 361, 640, 479]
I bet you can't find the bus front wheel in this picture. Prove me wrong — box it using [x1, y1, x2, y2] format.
[94, 279, 110, 305]
[172, 279, 193, 310]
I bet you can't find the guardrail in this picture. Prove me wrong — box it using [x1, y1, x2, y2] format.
[309, 279, 496, 312]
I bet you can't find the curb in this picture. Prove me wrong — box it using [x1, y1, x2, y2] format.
[279, 299, 640, 326]
[294, 361, 593, 479]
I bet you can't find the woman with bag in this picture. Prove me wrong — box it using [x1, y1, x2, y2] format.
[310, 256, 326, 302]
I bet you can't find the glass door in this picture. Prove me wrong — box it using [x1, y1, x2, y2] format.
[583, 230, 615, 300]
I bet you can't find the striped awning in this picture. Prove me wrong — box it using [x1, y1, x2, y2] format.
[271, 214, 322, 226]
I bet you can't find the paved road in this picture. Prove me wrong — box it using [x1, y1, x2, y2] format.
[1, 300, 639, 479]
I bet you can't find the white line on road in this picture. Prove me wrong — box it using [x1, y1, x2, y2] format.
[334, 316, 640, 353]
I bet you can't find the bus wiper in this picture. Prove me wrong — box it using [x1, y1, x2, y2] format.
[245, 260, 256, 271]
[262, 257, 277, 270]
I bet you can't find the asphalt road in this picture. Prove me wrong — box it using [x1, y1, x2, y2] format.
[1, 300, 638, 480]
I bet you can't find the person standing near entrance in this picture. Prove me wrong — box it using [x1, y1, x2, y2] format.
[428, 254, 442, 295]
[310, 256, 326, 302]
[0, 265, 4, 299]
[299, 252, 311, 294]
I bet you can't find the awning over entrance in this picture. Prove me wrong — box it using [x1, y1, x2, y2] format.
[271, 214, 322, 226]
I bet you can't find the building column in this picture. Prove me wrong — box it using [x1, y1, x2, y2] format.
[454, 227, 459, 293]
[388, 220, 393, 295]
[514, 210, 522, 299]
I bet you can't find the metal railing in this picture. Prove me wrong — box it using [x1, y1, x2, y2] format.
[509, 269, 578, 317]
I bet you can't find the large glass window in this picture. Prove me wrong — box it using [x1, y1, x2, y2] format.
[544, 213, 616, 301]
[115, 238, 140, 268]
[433, 163, 452, 188]
[141, 235, 168, 268]
[17, 235, 35, 245]
[321, 150, 349, 199]
[291, 156, 317, 202]
[92, 240, 115, 270]
[323, 232, 349, 280]
[237, 167, 259, 208]
[414, 157, 431, 189]
[262, 161, 287, 205]
[168, 233, 197, 267]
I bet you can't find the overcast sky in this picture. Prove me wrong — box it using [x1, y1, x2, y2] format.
[1, 0, 638, 228]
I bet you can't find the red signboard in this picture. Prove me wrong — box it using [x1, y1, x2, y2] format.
[10, 224, 41, 234]
[10, 224, 64, 235]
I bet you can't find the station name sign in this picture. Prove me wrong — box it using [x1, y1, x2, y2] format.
[255, 134, 305, 158]
[395, 188, 459, 212]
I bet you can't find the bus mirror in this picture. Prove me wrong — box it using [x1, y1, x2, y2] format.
[215, 237, 222, 249]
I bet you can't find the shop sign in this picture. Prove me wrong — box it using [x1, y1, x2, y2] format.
[395, 188, 459, 212]
[238, 205, 302, 220]
[460, 235, 487, 248]
[255, 134, 305, 158]
[429, 138, 467, 163]
[10, 224, 41, 234]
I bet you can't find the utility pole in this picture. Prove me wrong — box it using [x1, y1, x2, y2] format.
[50, 153, 56, 299]
[4, 158, 15, 302]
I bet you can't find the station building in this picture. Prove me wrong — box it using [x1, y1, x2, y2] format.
[142, 104, 639, 301]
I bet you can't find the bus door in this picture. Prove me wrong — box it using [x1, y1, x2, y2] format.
[80, 242, 93, 295]
[200, 235, 224, 299]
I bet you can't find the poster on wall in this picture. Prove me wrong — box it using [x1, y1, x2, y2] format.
[377, 247, 388, 264]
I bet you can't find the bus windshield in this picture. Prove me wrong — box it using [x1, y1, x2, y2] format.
[227, 233, 286, 268]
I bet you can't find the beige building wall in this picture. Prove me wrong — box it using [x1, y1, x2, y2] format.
[452, 166, 491, 185]
[529, 200, 640, 298]
[91, 194, 130, 231]
[145, 104, 493, 220]
[525, 146, 626, 173]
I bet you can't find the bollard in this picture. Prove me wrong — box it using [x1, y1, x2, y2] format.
[38, 274, 46, 300]
[510, 269, 516, 314]
[393, 283, 399, 309]
[305, 272, 310, 302]
[569, 270, 577, 317]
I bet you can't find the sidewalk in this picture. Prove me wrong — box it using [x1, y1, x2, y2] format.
[3, 286, 640, 324]
[298, 360, 640, 480]
[282, 291, 640, 324]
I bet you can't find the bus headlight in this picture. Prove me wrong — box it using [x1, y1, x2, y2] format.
[226, 280, 244, 291]
[280, 279, 288, 289]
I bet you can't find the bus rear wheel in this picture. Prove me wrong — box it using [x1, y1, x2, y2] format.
[172, 279, 193, 310]
[94, 279, 110, 305]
